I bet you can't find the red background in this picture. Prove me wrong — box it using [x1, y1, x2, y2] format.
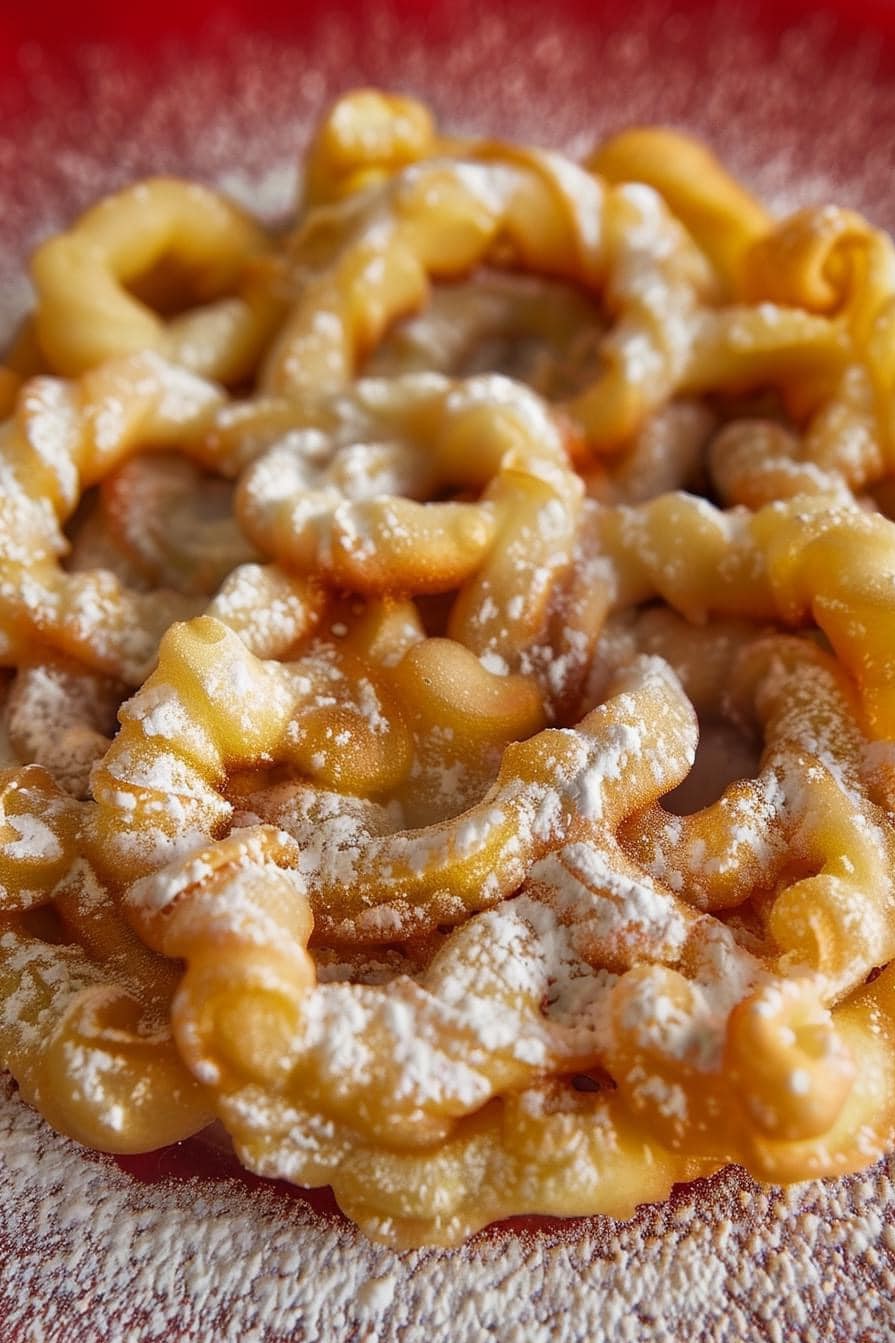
[2, 0, 895, 68]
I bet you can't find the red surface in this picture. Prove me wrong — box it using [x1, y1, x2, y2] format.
[114, 1131, 347, 1224]
[2, 0, 895, 184]
[2, 0, 895, 67]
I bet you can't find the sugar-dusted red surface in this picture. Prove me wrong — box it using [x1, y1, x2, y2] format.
[115, 1129, 347, 1225]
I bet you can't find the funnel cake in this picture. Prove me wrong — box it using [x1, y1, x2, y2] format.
[3, 90, 895, 1252]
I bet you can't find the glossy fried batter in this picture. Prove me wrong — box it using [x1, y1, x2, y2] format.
[3, 91, 895, 1248]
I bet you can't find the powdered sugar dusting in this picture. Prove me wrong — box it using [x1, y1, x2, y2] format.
[1, 1077, 894, 1342]
[4, 0, 895, 1336]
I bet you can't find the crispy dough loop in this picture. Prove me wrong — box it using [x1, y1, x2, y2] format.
[708, 401, 869, 509]
[706, 208, 895, 507]
[522, 788, 858, 1158]
[0, 351, 226, 562]
[272, 111, 864, 467]
[586, 491, 895, 735]
[534, 840, 864, 1161]
[0, 350, 325, 680]
[235, 372, 581, 594]
[88, 614, 414, 886]
[589, 126, 772, 294]
[583, 616, 893, 1153]
[742, 205, 895, 341]
[87, 604, 550, 904]
[125, 829, 602, 1148]
[167, 957, 895, 1248]
[235, 372, 586, 690]
[91, 624, 693, 943]
[617, 616, 895, 989]
[0, 858, 212, 1153]
[302, 654, 697, 940]
[263, 144, 717, 450]
[31, 178, 281, 383]
[0, 351, 226, 681]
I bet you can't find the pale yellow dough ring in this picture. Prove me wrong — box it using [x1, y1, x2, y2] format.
[708, 206, 895, 507]
[0, 352, 323, 681]
[0, 896, 211, 1154]
[89, 616, 695, 939]
[101, 779, 895, 1243]
[31, 178, 281, 383]
[590, 125, 772, 294]
[263, 144, 718, 450]
[0, 815, 211, 1153]
[590, 491, 895, 736]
